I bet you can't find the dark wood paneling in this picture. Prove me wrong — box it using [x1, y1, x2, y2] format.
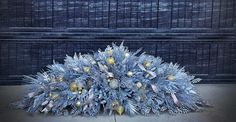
[0, 40, 236, 85]
[0, 0, 235, 29]
[0, 0, 236, 84]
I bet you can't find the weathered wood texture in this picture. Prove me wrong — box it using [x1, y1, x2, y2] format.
[0, 0, 235, 29]
[0, 0, 235, 84]
[0, 40, 236, 85]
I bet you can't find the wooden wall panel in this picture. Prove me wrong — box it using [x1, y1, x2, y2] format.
[0, 40, 236, 84]
[0, 0, 235, 84]
[0, 0, 235, 29]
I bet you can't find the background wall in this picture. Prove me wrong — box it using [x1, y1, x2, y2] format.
[0, 0, 236, 84]
[0, 0, 235, 29]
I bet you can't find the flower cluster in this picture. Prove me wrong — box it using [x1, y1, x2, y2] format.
[15, 42, 207, 116]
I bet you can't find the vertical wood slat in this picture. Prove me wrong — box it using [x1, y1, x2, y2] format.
[0, 42, 8, 76]
[198, 0, 205, 28]
[149, 0, 155, 28]
[0, 0, 8, 27]
[226, 0, 234, 27]
[231, 0, 235, 27]
[212, 0, 220, 28]
[73, 0, 79, 27]
[116, 0, 122, 28]
[52, 0, 66, 28]
[177, 0, 185, 28]
[184, 0, 192, 28]
[81, 0, 89, 27]
[232, 44, 236, 74]
[32, 0, 38, 27]
[158, 0, 171, 28]
[217, 43, 224, 74]
[8, 0, 17, 27]
[208, 43, 217, 77]
[171, 0, 178, 28]
[191, 0, 199, 28]
[24, 0, 32, 27]
[109, 0, 117, 28]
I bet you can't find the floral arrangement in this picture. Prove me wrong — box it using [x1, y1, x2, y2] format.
[15, 42, 208, 116]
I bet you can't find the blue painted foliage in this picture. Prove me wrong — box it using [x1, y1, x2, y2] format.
[15, 42, 207, 116]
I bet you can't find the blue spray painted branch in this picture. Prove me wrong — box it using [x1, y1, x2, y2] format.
[14, 42, 208, 116]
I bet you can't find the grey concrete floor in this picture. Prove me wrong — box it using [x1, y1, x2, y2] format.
[0, 84, 236, 122]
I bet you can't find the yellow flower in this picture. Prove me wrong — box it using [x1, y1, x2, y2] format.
[136, 82, 142, 88]
[83, 66, 90, 73]
[167, 75, 176, 81]
[116, 106, 124, 115]
[76, 101, 81, 107]
[107, 57, 115, 65]
[127, 71, 134, 77]
[144, 61, 151, 67]
[69, 82, 78, 92]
